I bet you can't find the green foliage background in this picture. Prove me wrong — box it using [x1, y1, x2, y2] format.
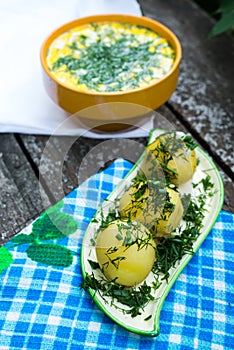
[194, 0, 234, 37]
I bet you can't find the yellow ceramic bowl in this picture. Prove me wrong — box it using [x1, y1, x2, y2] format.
[40, 14, 182, 132]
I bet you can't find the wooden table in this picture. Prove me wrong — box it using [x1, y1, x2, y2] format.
[0, 0, 233, 245]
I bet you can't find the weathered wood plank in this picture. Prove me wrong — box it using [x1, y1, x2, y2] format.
[0, 134, 50, 244]
[0, 155, 29, 243]
[18, 134, 147, 202]
[141, 0, 234, 176]
[17, 105, 186, 200]
[18, 104, 234, 213]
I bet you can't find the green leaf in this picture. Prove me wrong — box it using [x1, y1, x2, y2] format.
[0, 247, 13, 273]
[26, 244, 73, 267]
[31, 211, 78, 241]
[46, 200, 64, 214]
[10, 233, 35, 245]
[208, 11, 234, 38]
[216, 0, 234, 14]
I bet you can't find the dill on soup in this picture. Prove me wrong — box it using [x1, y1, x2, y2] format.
[46, 22, 175, 93]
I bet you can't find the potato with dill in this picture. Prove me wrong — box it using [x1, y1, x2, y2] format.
[142, 132, 197, 185]
[153, 187, 183, 236]
[119, 176, 183, 236]
[95, 220, 156, 286]
[119, 178, 152, 225]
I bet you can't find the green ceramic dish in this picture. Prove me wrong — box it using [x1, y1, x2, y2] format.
[80, 129, 224, 336]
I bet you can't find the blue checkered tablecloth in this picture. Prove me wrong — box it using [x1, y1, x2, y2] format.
[0, 159, 233, 350]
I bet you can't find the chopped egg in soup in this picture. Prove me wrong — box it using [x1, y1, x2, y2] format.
[46, 22, 175, 93]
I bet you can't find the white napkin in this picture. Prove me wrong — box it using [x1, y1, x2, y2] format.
[0, 0, 154, 139]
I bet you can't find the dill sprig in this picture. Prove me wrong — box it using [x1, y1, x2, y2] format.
[152, 176, 211, 281]
[145, 133, 198, 184]
[92, 209, 120, 230]
[182, 135, 198, 150]
[152, 223, 200, 281]
[121, 172, 171, 227]
[80, 272, 156, 317]
[193, 174, 215, 197]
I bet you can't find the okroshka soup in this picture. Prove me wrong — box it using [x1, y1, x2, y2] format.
[46, 22, 175, 93]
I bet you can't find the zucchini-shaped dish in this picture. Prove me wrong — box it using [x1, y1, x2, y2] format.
[81, 129, 224, 336]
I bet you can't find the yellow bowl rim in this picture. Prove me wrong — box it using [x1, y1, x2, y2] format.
[40, 14, 182, 96]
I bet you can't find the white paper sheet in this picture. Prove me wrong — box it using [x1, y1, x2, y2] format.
[0, 0, 153, 138]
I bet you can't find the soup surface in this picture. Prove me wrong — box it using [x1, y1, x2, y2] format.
[46, 22, 175, 93]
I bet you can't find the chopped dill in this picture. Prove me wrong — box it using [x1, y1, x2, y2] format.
[81, 273, 156, 317]
[98, 210, 120, 230]
[88, 259, 99, 270]
[145, 133, 197, 184]
[152, 223, 200, 281]
[103, 254, 126, 270]
[193, 175, 214, 193]
[144, 315, 152, 321]
[49, 22, 175, 93]
[182, 135, 198, 150]
[153, 179, 211, 281]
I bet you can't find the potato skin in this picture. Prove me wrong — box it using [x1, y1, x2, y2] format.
[153, 187, 183, 236]
[95, 220, 156, 286]
[119, 182, 183, 236]
[119, 182, 152, 225]
[142, 132, 197, 185]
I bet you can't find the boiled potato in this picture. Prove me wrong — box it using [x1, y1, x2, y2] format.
[95, 220, 156, 286]
[119, 180, 183, 236]
[153, 187, 183, 236]
[119, 179, 166, 227]
[142, 132, 197, 185]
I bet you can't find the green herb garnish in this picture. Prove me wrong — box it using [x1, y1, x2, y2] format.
[81, 273, 156, 317]
[182, 135, 198, 150]
[49, 22, 175, 92]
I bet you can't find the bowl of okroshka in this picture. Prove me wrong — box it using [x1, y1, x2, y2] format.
[40, 14, 182, 131]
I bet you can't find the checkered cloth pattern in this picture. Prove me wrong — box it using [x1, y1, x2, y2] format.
[0, 159, 233, 350]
